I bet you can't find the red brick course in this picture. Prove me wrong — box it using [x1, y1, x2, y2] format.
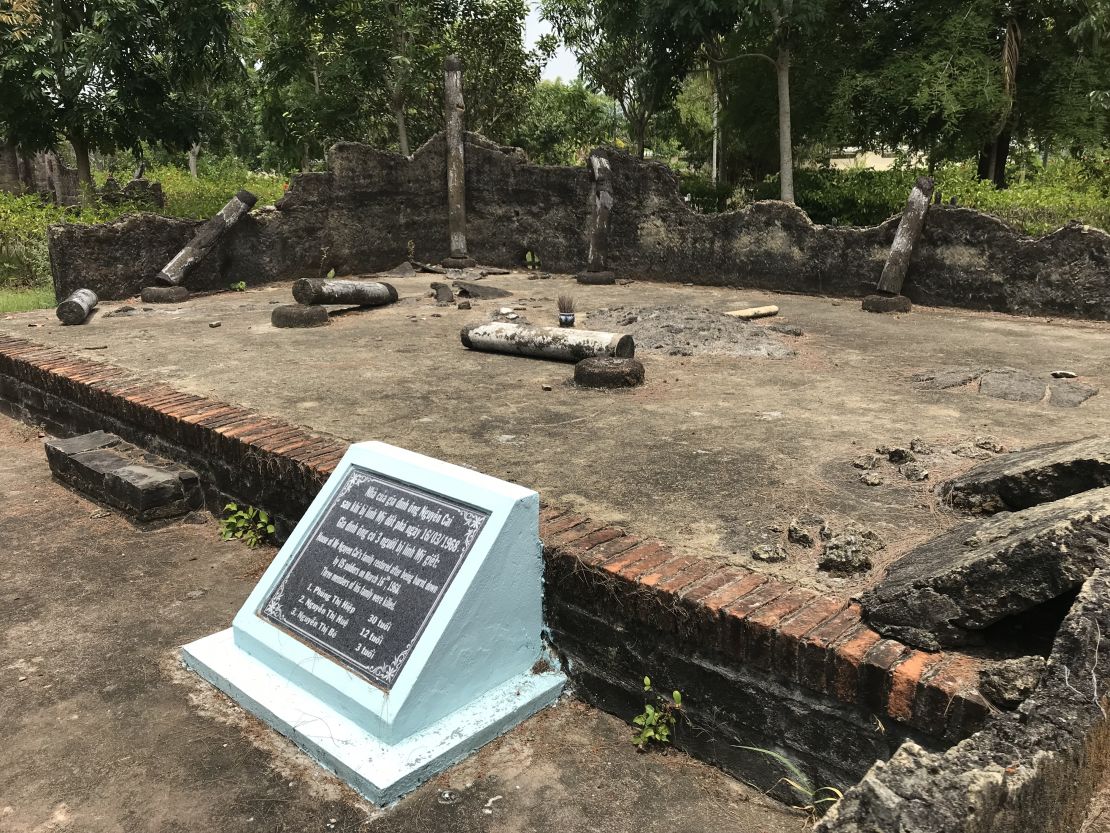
[0, 335, 988, 743]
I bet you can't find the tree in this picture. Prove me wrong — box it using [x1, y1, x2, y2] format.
[823, 0, 1110, 185]
[506, 80, 619, 164]
[254, 0, 547, 168]
[635, 0, 826, 202]
[541, 0, 676, 157]
[0, 0, 237, 184]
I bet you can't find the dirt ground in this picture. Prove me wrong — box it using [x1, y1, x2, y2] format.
[0, 413, 803, 833]
[5, 272, 1110, 596]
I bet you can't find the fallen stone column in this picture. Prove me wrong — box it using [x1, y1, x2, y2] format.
[155, 189, 258, 286]
[291, 279, 398, 307]
[461, 322, 634, 362]
[56, 288, 98, 324]
[875, 176, 934, 296]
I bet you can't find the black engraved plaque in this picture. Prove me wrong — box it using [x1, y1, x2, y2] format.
[258, 465, 490, 690]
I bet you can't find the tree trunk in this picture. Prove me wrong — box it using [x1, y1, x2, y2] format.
[991, 130, 1011, 189]
[188, 143, 200, 178]
[394, 105, 410, 157]
[775, 47, 795, 204]
[70, 134, 92, 186]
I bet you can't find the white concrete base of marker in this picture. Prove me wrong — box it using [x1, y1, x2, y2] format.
[182, 628, 565, 804]
[180, 440, 565, 805]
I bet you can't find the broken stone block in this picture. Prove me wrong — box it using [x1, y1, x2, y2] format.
[978, 656, 1046, 710]
[978, 368, 1048, 403]
[818, 529, 882, 575]
[942, 437, 1110, 514]
[859, 471, 884, 487]
[45, 431, 203, 523]
[861, 488, 1110, 651]
[852, 454, 881, 470]
[1048, 379, 1099, 408]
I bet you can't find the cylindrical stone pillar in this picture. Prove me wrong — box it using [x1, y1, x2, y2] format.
[442, 55, 475, 268]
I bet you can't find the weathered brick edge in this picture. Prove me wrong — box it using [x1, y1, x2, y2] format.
[539, 503, 989, 742]
[0, 333, 987, 743]
[0, 334, 345, 527]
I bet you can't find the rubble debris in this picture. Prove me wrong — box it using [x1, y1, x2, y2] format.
[587, 305, 794, 359]
[767, 323, 803, 337]
[787, 523, 815, 548]
[900, 462, 929, 482]
[978, 656, 1046, 709]
[751, 543, 788, 563]
[859, 472, 884, 486]
[861, 488, 1110, 650]
[818, 528, 883, 575]
[853, 454, 882, 470]
[886, 447, 916, 464]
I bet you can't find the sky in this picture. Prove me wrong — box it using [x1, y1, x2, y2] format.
[525, 2, 579, 82]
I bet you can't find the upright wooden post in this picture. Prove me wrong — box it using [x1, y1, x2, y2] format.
[442, 55, 475, 268]
[577, 154, 615, 285]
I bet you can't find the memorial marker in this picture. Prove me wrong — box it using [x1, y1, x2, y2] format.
[182, 442, 564, 804]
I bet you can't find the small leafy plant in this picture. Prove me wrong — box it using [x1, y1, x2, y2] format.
[229, 280, 246, 291]
[525, 249, 541, 270]
[557, 294, 576, 314]
[220, 503, 275, 548]
[737, 745, 843, 820]
[632, 676, 683, 750]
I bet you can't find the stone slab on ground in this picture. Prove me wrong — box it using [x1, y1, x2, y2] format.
[44, 429, 202, 522]
[0, 414, 803, 833]
[861, 488, 1110, 650]
[942, 436, 1110, 514]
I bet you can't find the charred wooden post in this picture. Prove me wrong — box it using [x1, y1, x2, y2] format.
[577, 154, 615, 285]
[460, 322, 634, 363]
[876, 176, 935, 296]
[56, 288, 97, 325]
[155, 189, 258, 286]
[291, 279, 398, 307]
[442, 55, 475, 268]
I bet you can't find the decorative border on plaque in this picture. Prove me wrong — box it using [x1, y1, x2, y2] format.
[258, 465, 490, 690]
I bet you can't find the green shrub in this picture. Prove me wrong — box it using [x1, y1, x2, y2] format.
[0, 157, 288, 296]
[735, 158, 1110, 235]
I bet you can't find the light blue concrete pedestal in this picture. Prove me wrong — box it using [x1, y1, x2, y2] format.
[180, 441, 566, 805]
[182, 628, 565, 804]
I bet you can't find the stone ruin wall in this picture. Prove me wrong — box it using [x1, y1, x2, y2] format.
[47, 133, 1110, 320]
[818, 569, 1110, 833]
